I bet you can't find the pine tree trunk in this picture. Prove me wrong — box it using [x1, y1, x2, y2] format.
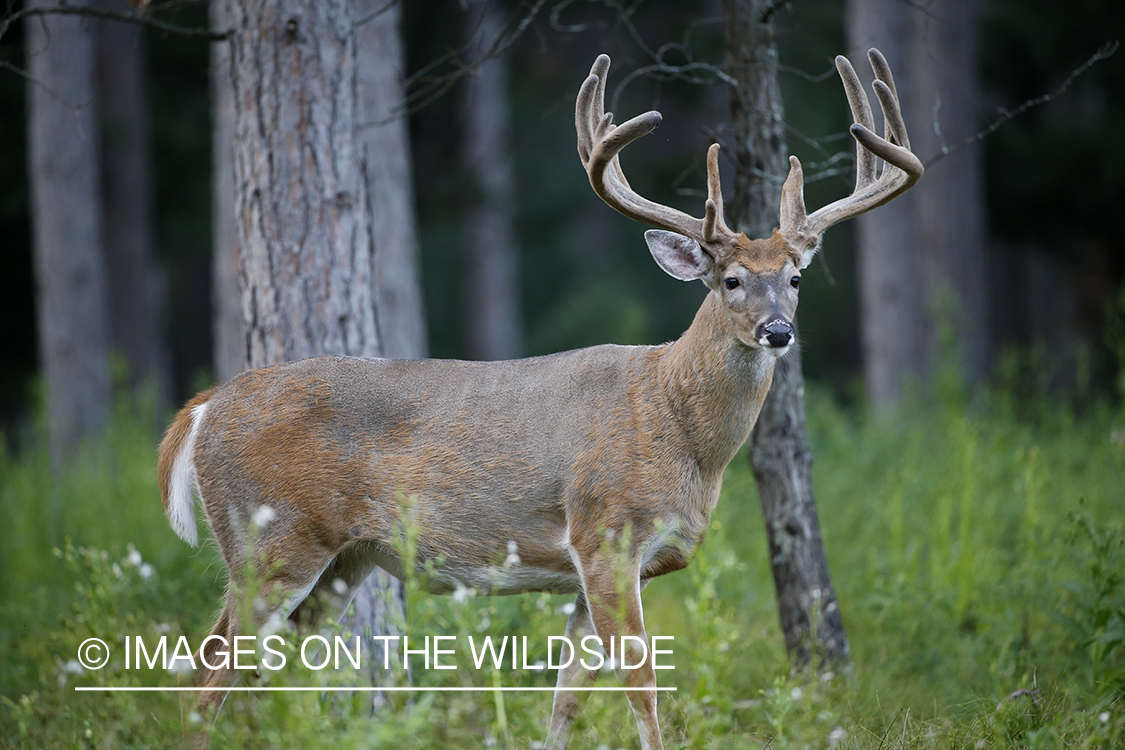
[226, 0, 380, 365]
[461, 0, 522, 361]
[724, 0, 850, 669]
[26, 0, 112, 468]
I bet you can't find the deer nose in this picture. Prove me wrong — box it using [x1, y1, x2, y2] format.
[758, 319, 793, 348]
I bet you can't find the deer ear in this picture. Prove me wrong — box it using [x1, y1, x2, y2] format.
[644, 230, 712, 282]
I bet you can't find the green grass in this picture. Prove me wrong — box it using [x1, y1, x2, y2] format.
[1, 384, 1123, 749]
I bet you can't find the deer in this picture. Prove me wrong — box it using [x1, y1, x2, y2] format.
[158, 49, 921, 750]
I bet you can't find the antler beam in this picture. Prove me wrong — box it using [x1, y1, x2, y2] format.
[576, 55, 740, 254]
[780, 49, 925, 253]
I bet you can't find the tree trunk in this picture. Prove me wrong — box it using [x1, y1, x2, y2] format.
[226, 0, 380, 365]
[461, 0, 522, 361]
[911, 0, 988, 387]
[94, 3, 171, 406]
[724, 0, 850, 669]
[847, 0, 926, 408]
[25, 0, 112, 468]
[848, 0, 987, 407]
[210, 0, 246, 383]
[358, 0, 427, 361]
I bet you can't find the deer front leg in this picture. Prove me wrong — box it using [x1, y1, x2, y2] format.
[544, 593, 600, 749]
[578, 554, 665, 750]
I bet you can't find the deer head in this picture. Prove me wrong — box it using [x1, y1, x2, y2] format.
[576, 50, 924, 353]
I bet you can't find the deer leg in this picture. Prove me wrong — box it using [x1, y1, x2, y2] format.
[578, 556, 665, 750]
[288, 542, 380, 628]
[188, 546, 337, 742]
[544, 592, 600, 749]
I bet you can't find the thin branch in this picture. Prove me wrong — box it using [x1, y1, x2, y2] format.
[924, 40, 1119, 168]
[1, 3, 228, 43]
[758, 0, 792, 25]
[398, 0, 549, 118]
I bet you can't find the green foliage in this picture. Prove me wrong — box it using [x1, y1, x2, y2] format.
[2, 382, 1124, 748]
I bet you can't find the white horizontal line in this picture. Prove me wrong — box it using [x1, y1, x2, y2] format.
[74, 686, 675, 693]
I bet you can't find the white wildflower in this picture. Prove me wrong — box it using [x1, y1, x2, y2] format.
[790, 686, 803, 701]
[1100, 712, 1110, 723]
[127, 544, 143, 567]
[112, 563, 123, 579]
[559, 601, 576, 616]
[62, 659, 85, 674]
[452, 581, 475, 605]
[331, 578, 348, 596]
[139, 563, 154, 580]
[828, 727, 846, 747]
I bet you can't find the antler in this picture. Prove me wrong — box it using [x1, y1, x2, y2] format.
[576, 55, 741, 254]
[780, 49, 924, 254]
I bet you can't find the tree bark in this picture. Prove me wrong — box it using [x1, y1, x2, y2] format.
[25, 0, 112, 467]
[226, 0, 380, 365]
[94, 2, 171, 405]
[848, 0, 987, 407]
[724, 0, 850, 669]
[210, 0, 246, 382]
[461, 0, 522, 361]
[358, 0, 427, 361]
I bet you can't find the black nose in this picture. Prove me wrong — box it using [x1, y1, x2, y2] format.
[759, 319, 793, 347]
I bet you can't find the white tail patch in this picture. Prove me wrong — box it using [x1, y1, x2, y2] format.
[167, 401, 209, 547]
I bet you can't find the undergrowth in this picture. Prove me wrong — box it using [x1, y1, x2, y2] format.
[1, 379, 1123, 748]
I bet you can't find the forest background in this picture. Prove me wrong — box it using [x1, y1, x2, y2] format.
[1, 0, 1124, 748]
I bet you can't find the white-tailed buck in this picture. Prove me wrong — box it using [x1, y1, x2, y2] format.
[160, 49, 921, 749]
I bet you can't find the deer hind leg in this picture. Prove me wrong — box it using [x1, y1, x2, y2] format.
[188, 545, 338, 736]
[544, 592, 601, 749]
[288, 541, 384, 629]
[577, 555, 665, 750]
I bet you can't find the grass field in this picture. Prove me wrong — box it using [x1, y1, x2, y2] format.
[1, 383, 1122, 749]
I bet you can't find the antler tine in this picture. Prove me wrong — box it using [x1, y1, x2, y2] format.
[577, 55, 739, 250]
[834, 54, 877, 191]
[781, 48, 924, 253]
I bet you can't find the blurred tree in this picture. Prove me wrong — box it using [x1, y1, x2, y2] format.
[209, 0, 244, 383]
[461, 0, 522, 360]
[360, 0, 428, 361]
[725, 0, 850, 668]
[848, 0, 988, 407]
[25, 0, 112, 468]
[95, 0, 171, 406]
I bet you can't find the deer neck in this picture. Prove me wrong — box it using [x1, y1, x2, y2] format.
[658, 291, 777, 475]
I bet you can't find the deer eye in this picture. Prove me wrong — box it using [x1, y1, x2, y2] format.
[790, 276, 801, 289]
[723, 277, 740, 290]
